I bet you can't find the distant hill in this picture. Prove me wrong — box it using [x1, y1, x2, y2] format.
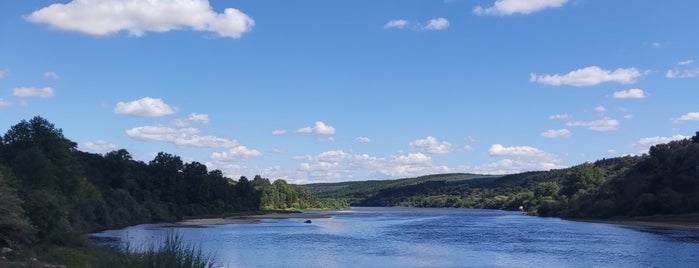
[307, 133, 699, 220]
[305, 173, 498, 205]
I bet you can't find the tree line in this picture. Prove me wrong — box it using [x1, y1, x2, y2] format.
[310, 133, 699, 219]
[0, 116, 345, 254]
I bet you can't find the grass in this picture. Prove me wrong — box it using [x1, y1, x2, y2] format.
[91, 232, 216, 268]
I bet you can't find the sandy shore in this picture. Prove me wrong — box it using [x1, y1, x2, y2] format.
[177, 212, 333, 226]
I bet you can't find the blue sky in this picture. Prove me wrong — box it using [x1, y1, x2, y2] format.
[1, 0, 698, 183]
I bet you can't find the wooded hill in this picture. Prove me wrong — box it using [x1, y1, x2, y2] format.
[307, 133, 699, 219]
[0, 117, 345, 255]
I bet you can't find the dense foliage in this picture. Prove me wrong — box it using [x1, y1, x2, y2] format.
[0, 116, 339, 262]
[310, 134, 699, 219]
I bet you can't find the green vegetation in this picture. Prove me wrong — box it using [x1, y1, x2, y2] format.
[0, 116, 341, 266]
[308, 134, 699, 222]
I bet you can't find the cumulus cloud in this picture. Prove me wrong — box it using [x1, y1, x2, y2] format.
[673, 112, 699, 123]
[26, 0, 254, 38]
[13, 87, 55, 98]
[634, 134, 691, 154]
[474, 0, 568, 16]
[43, 72, 59, 79]
[297, 121, 335, 135]
[566, 117, 619, 131]
[126, 126, 241, 148]
[549, 113, 570, 120]
[594, 105, 607, 113]
[613, 88, 646, 99]
[272, 129, 287, 136]
[666, 68, 699, 79]
[355, 137, 371, 143]
[384, 19, 409, 29]
[210, 145, 262, 161]
[679, 59, 694, 65]
[173, 113, 210, 127]
[291, 150, 455, 182]
[384, 18, 449, 31]
[424, 18, 449, 30]
[114, 97, 176, 117]
[530, 66, 645, 87]
[475, 143, 562, 174]
[541, 129, 571, 138]
[489, 144, 547, 157]
[80, 140, 118, 153]
[0, 99, 11, 107]
[410, 136, 453, 154]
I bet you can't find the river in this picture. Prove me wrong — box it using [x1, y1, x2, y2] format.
[91, 207, 699, 267]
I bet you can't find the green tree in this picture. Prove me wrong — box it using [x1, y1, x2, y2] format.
[0, 170, 35, 248]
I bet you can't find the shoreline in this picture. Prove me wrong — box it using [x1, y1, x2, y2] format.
[572, 218, 699, 230]
[176, 212, 334, 226]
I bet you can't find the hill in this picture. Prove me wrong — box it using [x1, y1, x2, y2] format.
[307, 134, 699, 220]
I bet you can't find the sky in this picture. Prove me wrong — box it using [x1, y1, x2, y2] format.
[1, 0, 698, 184]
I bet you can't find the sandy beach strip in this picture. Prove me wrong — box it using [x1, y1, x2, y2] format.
[177, 212, 334, 226]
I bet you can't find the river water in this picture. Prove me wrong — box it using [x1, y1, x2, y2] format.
[92, 207, 699, 267]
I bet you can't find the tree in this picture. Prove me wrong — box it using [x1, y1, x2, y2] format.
[0, 170, 35, 248]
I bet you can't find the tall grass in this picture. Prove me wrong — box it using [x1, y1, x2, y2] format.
[93, 232, 216, 268]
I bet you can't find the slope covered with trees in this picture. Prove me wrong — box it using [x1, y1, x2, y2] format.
[0, 116, 341, 261]
[309, 133, 699, 220]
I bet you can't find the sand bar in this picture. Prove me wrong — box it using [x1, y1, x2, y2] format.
[177, 212, 334, 226]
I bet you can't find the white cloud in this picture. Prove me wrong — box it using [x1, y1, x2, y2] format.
[476, 144, 562, 174]
[272, 129, 287, 136]
[613, 88, 646, 99]
[297, 121, 335, 135]
[474, 0, 568, 16]
[541, 129, 571, 138]
[624, 114, 634, 119]
[594, 105, 607, 113]
[13, 87, 54, 98]
[634, 134, 691, 154]
[666, 68, 699, 79]
[530, 66, 645, 87]
[210, 145, 262, 161]
[355, 137, 371, 143]
[679, 59, 694, 65]
[0, 70, 6, 79]
[673, 112, 699, 123]
[125, 126, 241, 148]
[651, 42, 661, 47]
[80, 140, 118, 153]
[173, 113, 210, 126]
[549, 113, 570, 120]
[410, 136, 453, 154]
[0, 99, 12, 107]
[114, 97, 176, 117]
[566, 117, 619, 131]
[26, 0, 254, 38]
[489, 144, 546, 157]
[424, 18, 449, 30]
[43, 72, 59, 79]
[384, 19, 409, 29]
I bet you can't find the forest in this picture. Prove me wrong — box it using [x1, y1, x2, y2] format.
[0, 116, 346, 263]
[307, 134, 699, 220]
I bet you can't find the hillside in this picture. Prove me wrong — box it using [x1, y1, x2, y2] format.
[305, 173, 498, 204]
[307, 134, 699, 220]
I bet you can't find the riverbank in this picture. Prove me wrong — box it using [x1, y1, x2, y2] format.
[177, 212, 333, 226]
[573, 213, 699, 230]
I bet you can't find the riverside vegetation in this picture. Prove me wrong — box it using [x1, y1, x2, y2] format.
[0, 116, 346, 266]
[1, 116, 698, 266]
[306, 134, 699, 224]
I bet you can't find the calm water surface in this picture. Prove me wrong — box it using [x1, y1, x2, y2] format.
[92, 207, 699, 267]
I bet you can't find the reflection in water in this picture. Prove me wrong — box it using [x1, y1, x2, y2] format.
[93, 207, 699, 267]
